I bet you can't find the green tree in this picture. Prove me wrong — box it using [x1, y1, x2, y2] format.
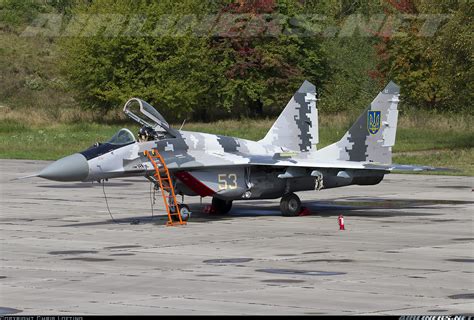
[0, 0, 44, 29]
[298, 0, 386, 114]
[207, 0, 328, 119]
[60, 0, 329, 121]
[374, 0, 473, 113]
[60, 0, 221, 121]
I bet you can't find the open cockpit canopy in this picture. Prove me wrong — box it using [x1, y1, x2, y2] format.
[123, 98, 178, 137]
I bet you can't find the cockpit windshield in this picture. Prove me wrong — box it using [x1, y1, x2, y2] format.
[107, 128, 136, 145]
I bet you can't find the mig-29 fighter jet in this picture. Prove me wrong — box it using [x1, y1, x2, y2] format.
[33, 81, 444, 218]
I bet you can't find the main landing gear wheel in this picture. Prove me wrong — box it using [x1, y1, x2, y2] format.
[211, 198, 233, 214]
[280, 193, 301, 217]
[171, 203, 191, 222]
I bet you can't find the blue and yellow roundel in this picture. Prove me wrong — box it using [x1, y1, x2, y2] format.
[368, 111, 381, 135]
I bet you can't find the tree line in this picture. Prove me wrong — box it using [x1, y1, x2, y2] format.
[4, 0, 472, 121]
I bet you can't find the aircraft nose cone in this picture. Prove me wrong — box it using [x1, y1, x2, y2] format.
[39, 153, 89, 182]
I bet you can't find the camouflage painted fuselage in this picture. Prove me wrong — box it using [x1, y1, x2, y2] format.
[83, 125, 386, 201]
[36, 80, 442, 205]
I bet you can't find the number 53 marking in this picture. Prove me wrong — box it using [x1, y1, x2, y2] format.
[218, 173, 237, 190]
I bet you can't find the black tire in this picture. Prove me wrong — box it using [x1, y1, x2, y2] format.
[211, 198, 233, 214]
[280, 193, 301, 217]
[171, 204, 191, 222]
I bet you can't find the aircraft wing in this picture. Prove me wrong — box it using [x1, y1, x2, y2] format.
[161, 151, 450, 173]
[366, 163, 456, 172]
[155, 150, 453, 199]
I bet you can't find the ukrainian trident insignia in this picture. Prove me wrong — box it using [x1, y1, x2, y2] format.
[368, 111, 381, 135]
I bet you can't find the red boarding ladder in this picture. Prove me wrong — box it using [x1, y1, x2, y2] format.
[144, 149, 186, 226]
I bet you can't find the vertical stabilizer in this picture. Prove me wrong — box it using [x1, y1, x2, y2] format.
[260, 80, 318, 152]
[318, 81, 400, 164]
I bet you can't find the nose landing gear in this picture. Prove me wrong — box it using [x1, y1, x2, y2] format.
[171, 203, 191, 222]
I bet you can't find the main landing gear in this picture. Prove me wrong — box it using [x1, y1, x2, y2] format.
[208, 194, 303, 217]
[280, 193, 301, 217]
[211, 197, 233, 214]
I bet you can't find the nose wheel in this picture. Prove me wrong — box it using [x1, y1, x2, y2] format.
[171, 203, 191, 222]
[178, 204, 191, 221]
[280, 193, 301, 216]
